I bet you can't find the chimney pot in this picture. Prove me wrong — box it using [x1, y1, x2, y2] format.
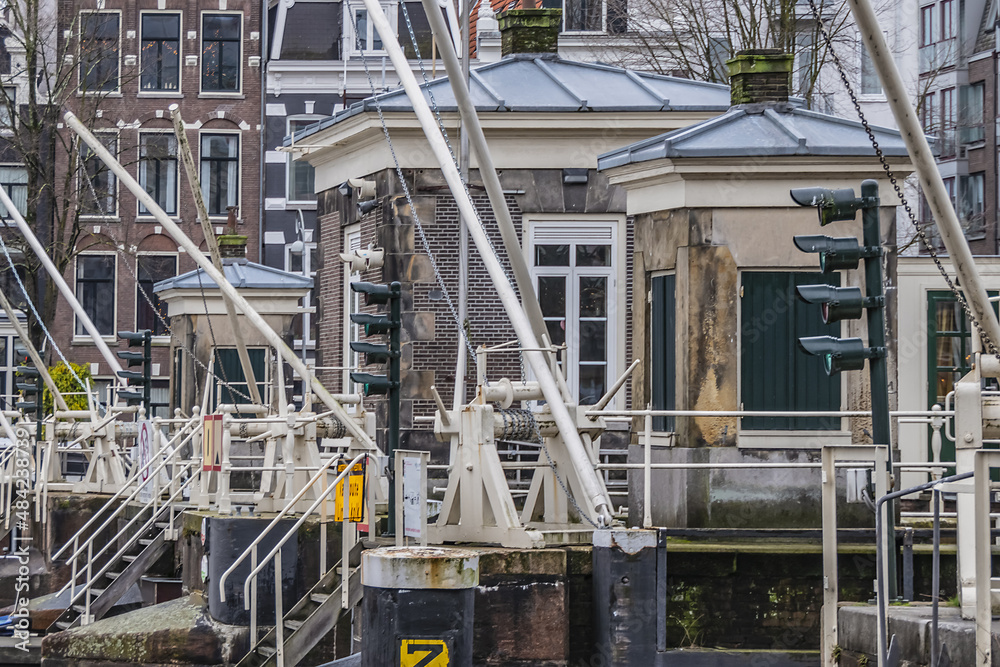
[726, 49, 794, 106]
[496, 9, 562, 57]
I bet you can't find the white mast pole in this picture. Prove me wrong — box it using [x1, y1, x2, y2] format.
[0, 187, 124, 375]
[64, 111, 377, 451]
[359, 0, 612, 523]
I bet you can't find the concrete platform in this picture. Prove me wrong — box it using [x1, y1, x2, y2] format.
[838, 602, 1000, 666]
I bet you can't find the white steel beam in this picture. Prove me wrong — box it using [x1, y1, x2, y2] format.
[359, 0, 612, 524]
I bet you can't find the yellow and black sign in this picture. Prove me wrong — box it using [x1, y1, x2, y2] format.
[399, 638, 449, 667]
[334, 459, 367, 523]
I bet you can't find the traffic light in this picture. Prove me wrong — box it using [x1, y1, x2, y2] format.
[349, 282, 401, 398]
[349, 280, 402, 535]
[791, 179, 896, 595]
[798, 335, 883, 374]
[15, 351, 43, 440]
[117, 330, 152, 413]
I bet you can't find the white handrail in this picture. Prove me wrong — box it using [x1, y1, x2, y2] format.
[218, 451, 362, 600]
[53, 421, 198, 562]
[240, 453, 369, 608]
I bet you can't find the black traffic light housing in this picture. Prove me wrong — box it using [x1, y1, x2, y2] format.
[349, 280, 402, 534]
[792, 235, 879, 273]
[796, 284, 881, 324]
[798, 335, 884, 374]
[790, 186, 872, 226]
[117, 330, 152, 413]
[15, 350, 44, 440]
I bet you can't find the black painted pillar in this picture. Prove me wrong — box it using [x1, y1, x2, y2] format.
[362, 547, 479, 666]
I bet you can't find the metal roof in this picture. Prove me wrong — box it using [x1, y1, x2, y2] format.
[597, 103, 910, 169]
[153, 259, 314, 292]
[285, 54, 733, 145]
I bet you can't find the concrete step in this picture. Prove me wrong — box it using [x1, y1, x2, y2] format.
[284, 619, 304, 631]
[310, 593, 330, 604]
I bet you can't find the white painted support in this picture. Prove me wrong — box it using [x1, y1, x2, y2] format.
[358, 3, 611, 524]
[0, 186, 123, 375]
[643, 409, 652, 528]
[64, 112, 377, 453]
[847, 0, 1000, 345]
[955, 373, 982, 620]
[218, 413, 233, 514]
[974, 450, 997, 666]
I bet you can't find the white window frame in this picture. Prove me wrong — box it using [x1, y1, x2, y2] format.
[198, 130, 241, 219]
[526, 215, 625, 407]
[137, 131, 180, 218]
[286, 115, 323, 205]
[78, 10, 122, 94]
[139, 10, 183, 96]
[285, 241, 318, 352]
[135, 251, 178, 339]
[74, 252, 117, 341]
[344, 2, 396, 56]
[0, 163, 27, 222]
[79, 131, 119, 220]
[199, 10, 244, 96]
[562, 0, 607, 33]
[858, 31, 887, 100]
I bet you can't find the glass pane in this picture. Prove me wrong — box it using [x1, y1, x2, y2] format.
[935, 336, 962, 369]
[936, 370, 961, 404]
[579, 276, 606, 317]
[545, 320, 565, 346]
[580, 321, 606, 361]
[535, 244, 569, 266]
[935, 300, 962, 333]
[204, 14, 240, 39]
[576, 244, 611, 267]
[80, 255, 114, 279]
[537, 276, 565, 318]
[355, 10, 368, 48]
[578, 365, 606, 405]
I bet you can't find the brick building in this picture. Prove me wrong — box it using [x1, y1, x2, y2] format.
[0, 0, 263, 414]
[290, 17, 731, 457]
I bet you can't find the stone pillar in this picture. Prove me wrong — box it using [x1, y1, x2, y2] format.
[593, 529, 663, 665]
[362, 547, 479, 666]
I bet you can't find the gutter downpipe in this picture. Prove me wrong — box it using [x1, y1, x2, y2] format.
[360, 0, 612, 524]
[848, 0, 1000, 343]
[64, 111, 377, 452]
[0, 187, 123, 376]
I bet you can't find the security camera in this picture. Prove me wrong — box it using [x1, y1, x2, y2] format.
[339, 246, 385, 273]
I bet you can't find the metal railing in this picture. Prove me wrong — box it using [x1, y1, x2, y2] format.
[219, 450, 371, 655]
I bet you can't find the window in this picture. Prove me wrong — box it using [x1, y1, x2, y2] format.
[795, 32, 814, 97]
[287, 242, 317, 358]
[282, 3, 340, 59]
[76, 255, 115, 336]
[79, 134, 117, 217]
[650, 274, 675, 432]
[79, 12, 120, 92]
[565, 0, 603, 31]
[140, 13, 180, 92]
[740, 272, 841, 430]
[941, 0, 954, 39]
[287, 118, 319, 202]
[922, 91, 936, 132]
[136, 255, 176, 335]
[0, 86, 15, 131]
[959, 83, 985, 143]
[0, 165, 26, 220]
[200, 134, 238, 216]
[139, 134, 178, 215]
[941, 87, 955, 128]
[958, 172, 985, 233]
[212, 348, 266, 409]
[920, 5, 935, 46]
[531, 222, 617, 405]
[860, 34, 882, 96]
[202, 13, 241, 92]
[350, 6, 383, 51]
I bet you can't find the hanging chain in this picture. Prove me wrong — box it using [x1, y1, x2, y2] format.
[808, 0, 1000, 357]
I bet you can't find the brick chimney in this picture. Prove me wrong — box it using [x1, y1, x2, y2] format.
[218, 205, 247, 259]
[496, 8, 562, 57]
[726, 49, 794, 105]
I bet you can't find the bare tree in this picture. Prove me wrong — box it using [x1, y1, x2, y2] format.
[0, 0, 131, 348]
[589, 0, 855, 110]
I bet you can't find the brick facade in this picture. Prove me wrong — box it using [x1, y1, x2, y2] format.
[36, 0, 262, 411]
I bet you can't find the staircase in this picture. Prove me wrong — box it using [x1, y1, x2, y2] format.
[48, 516, 176, 631]
[237, 542, 363, 667]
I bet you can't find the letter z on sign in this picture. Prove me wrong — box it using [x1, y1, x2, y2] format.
[399, 638, 449, 667]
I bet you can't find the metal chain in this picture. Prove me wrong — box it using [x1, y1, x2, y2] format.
[350, 9, 481, 371]
[808, 0, 1000, 357]
[527, 409, 600, 529]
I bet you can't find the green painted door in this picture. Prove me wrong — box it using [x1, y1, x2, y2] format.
[212, 348, 267, 411]
[741, 272, 841, 430]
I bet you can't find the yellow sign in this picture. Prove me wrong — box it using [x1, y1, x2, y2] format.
[334, 460, 367, 523]
[399, 639, 449, 667]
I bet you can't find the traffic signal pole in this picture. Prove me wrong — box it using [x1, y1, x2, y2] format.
[388, 283, 401, 534]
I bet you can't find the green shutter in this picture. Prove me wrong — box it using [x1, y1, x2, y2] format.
[741, 272, 841, 430]
[651, 275, 676, 431]
[212, 348, 266, 411]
